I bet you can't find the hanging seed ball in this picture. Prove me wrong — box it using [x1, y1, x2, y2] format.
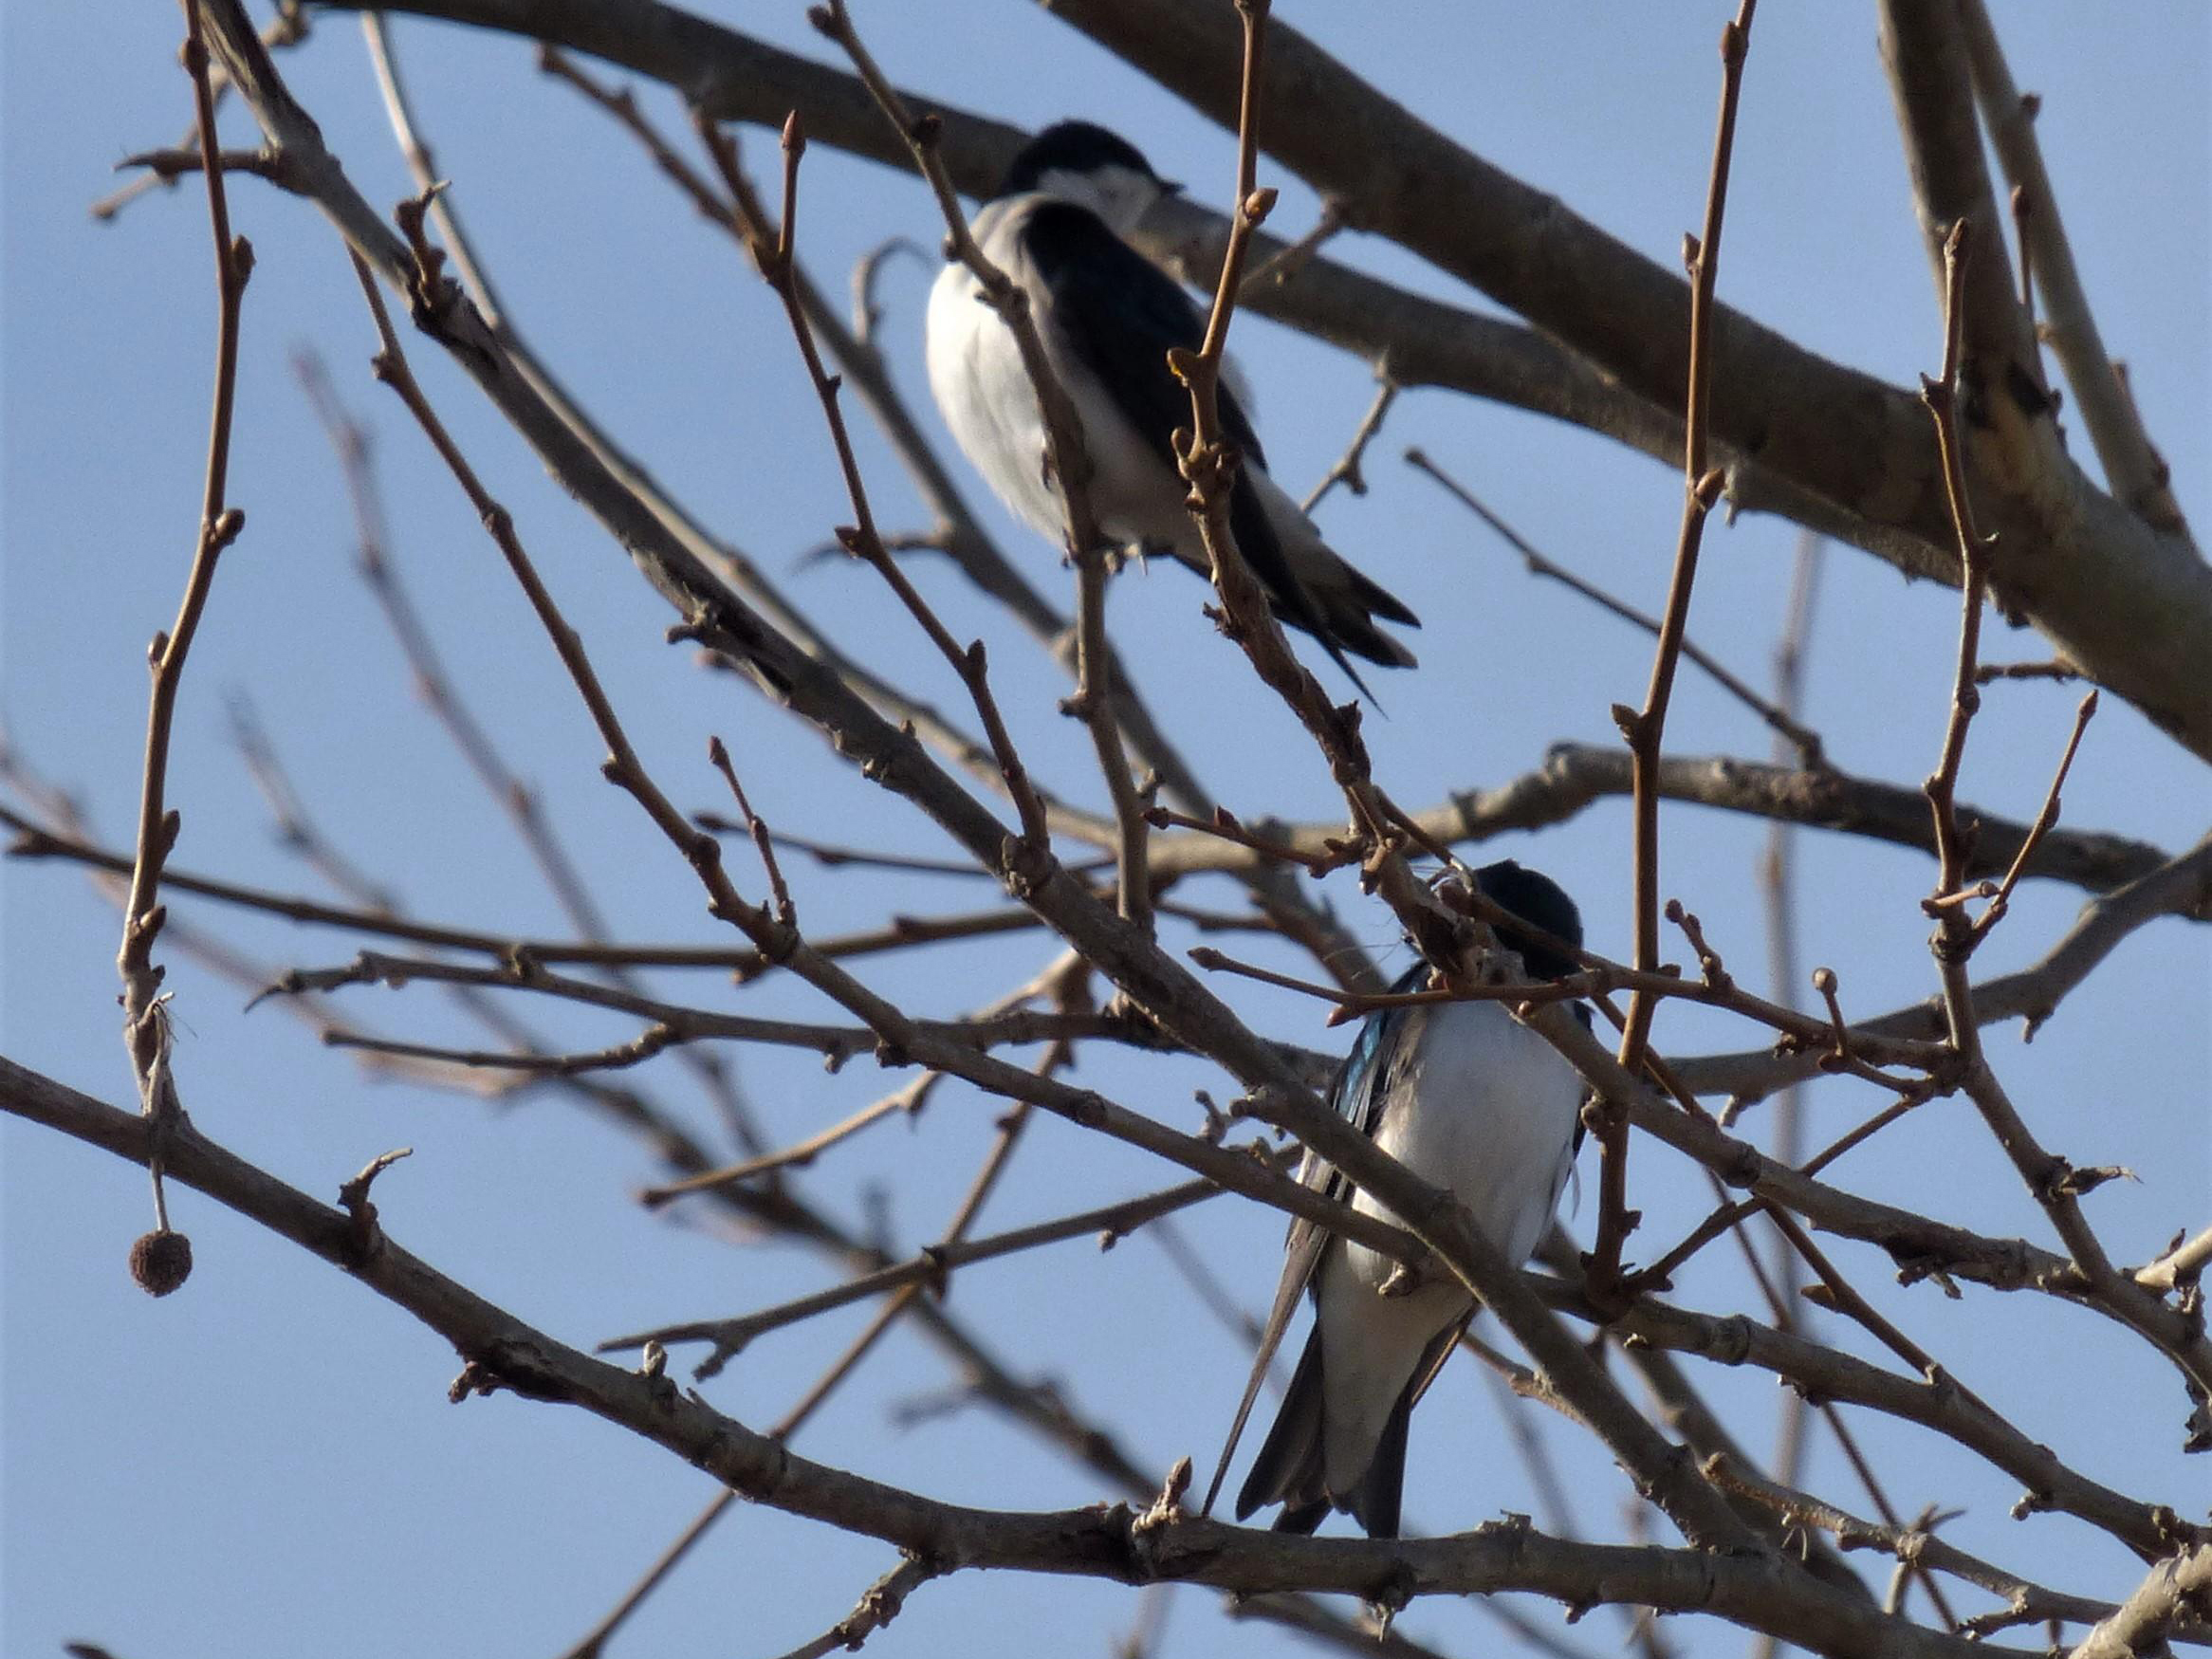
[129, 1229, 194, 1297]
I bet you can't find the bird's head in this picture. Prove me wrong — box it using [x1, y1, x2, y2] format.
[1470, 859, 1584, 982]
[999, 120, 1180, 236]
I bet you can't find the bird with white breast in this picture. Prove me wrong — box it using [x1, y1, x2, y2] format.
[926, 120, 1420, 697]
[1213, 859, 1590, 1539]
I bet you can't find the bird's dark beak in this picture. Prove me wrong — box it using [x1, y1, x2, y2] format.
[1159, 179, 1186, 197]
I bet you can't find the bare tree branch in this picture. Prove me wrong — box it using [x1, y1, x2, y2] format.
[321, 0, 2212, 761]
[1952, 0, 2185, 535]
[21, 7, 2199, 1652]
[2073, 1546, 2212, 1659]
[0, 1057, 2043, 1659]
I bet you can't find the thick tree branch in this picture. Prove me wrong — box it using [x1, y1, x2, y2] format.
[1044, 0, 2212, 760]
[2073, 1546, 2212, 1659]
[322, 0, 2212, 762]
[1952, 0, 2185, 535]
[1140, 743, 2190, 901]
[2, 1056, 2027, 1659]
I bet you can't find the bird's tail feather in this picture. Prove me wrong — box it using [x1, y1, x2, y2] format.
[1227, 473, 1417, 698]
[1238, 1315, 1467, 1539]
[1235, 1327, 1327, 1526]
[1344, 1379, 1414, 1540]
[1301, 577, 1420, 670]
[1345, 563, 1420, 629]
[1341, 1316, 1464, 1539]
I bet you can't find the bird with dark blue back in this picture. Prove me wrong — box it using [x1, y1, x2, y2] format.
[926, 120, 1420, 697]
[1210, 859, 1589, 1539]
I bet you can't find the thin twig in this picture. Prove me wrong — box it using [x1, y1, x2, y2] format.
[117, 0, 257, 1254]
[699, 112, 1055, 855]
[1965, 690, 2097, 946]
[639, 1074, 938, 1206]
[1240, 196, 1348, 295]
[1707, 1452, 2148, 1636]
[1975, 658, 2081, 685]
[266, 949, 1156, 1071]
[1407, 448, 1825, 766]
[604, 1165, 1266, 1374]
[751, 828, 1029, 879]
[849, 234, 924, 345]
[361, 12, 508, 325]
[1918, 223, 2000, 1047]
[325, 1024, 689, 1078]
[1598, 0, 1759, 1302]
[554, 1489, 736, 1659]
[1150, 1214, 1276, 1371]
[1753, 528, 1823, 1598]
[706, 736, 797, 929]
[1142, 804, 1358, 879]
[1065, 490, 1156, 929]
[293, 344, 772, 1156]
[227, 692, 398, 912]
[1300, 367, 1397, 515]
[766, 1556, 940, 1659]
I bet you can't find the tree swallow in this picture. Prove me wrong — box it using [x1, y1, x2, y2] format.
[926, 120, 1420, 695]
[1215, 860, 1588, 1539]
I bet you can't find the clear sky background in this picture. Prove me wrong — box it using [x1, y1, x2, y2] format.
[4, 5, 2207, 1657]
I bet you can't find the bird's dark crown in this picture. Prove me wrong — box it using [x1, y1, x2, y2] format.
[1472, 859, 1583, 981]
[1000, 120, 1162, 197]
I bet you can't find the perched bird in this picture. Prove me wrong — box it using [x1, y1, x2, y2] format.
[1213, 860, 1588, 1539]
[926, 120, 1419, 695]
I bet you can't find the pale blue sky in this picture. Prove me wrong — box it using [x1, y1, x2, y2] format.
[4, 5, 2206, 1656]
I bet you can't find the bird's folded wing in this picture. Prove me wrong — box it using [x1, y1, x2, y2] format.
[1015, 199, 1264, 472]
[1200, 975, 1424, 1516]
[1016, 201, 1364, 684]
